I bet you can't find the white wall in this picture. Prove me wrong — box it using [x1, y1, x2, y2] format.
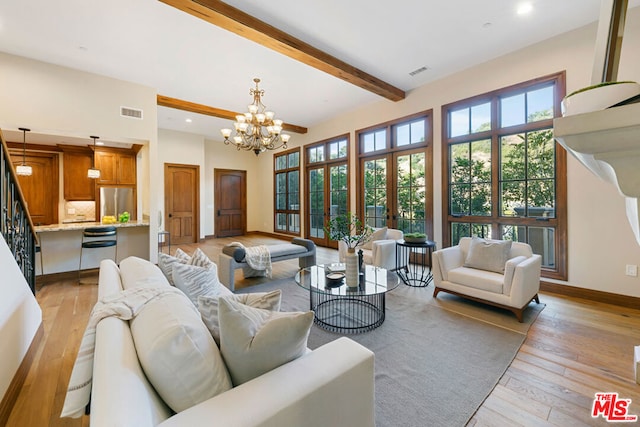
[0, 52, 161, 263]
[256, 8, 640, 297]
[0, 235, 42, 401]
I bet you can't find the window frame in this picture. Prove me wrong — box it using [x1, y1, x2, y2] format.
[441, 72, 567, 280]
[304, 134, 350, 248]
[356, 110, 433, 239]
[273, 147, 301, 236]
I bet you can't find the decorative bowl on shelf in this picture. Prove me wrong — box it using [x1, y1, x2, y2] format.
[561, 81, 640, 116]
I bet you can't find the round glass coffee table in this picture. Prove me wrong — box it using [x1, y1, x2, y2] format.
[295, 264, 399, 334]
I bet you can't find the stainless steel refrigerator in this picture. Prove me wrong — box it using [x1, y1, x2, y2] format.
[99, 187, 135, 221]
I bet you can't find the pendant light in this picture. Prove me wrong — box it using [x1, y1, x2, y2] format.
[15, 128, 33, 176]
[87, 135, 101, 179]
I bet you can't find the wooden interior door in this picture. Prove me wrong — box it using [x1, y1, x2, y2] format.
[11, 151, 59, 225]
[214, 169, 246, 237]
[165, 163, 199, 244]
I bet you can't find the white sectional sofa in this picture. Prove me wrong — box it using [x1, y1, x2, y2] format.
[90, 257, 375, 427]
[432, 237, 542, 322]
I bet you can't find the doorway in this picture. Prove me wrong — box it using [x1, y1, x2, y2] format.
[214, 169, 246, 237]
[165, 163, 199, 244]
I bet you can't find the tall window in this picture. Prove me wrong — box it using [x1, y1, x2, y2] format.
[443, 72, 567, 279]
[274, 148, 300, 235]
[357, 111, 433, 238]
[305, 135, 349, 248]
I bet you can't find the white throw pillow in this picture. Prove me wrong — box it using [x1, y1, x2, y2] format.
[190, 248, 215, 268]
[129, 291, 232, 413]
[157, 248, 191, 286]
[173, 262, 223, 306]
[463, 237, 513, 273]
[218, 297, 313, 386]
[119, 256, 171, 290]
[197, 290, 282, 345]
[362, 227, 387, 250]
[503, 255, 527, 295]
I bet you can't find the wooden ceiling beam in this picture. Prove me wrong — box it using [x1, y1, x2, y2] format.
[157, 95, 308, 134]
[158, 0, 405, 102]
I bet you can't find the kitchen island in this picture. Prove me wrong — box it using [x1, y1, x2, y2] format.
[35, 220, 149, 275]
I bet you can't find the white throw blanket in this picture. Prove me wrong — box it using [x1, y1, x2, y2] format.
[228, 242, 272, 278]
[61, 286, 186, 418]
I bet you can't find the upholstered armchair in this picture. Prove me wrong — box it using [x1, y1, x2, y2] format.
[338, 227, 403, 271]
[432, 237, 541, 322]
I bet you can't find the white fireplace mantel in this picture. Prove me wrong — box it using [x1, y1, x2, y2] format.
[554, 102, 640, 244]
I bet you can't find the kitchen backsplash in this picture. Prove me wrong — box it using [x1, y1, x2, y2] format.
[64, 201, 96, 221]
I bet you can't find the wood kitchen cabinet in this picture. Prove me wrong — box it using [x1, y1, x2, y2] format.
[95, 148, 137, 185]
[63, 148, 95, 200]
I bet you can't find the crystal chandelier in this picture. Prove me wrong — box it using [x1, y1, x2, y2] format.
[16, 128, 33, 176]
[221, 78, 291, 155]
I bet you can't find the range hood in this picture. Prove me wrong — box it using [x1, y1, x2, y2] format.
[554, 102, 640, 244]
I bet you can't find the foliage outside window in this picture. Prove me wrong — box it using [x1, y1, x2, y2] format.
[443, 73, 566, 279]
[274, 148, 300, 234]
[357, 112, 433, 239]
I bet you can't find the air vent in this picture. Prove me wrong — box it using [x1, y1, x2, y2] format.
[120, 106, 143, 120]
[409, 66, 429, 77]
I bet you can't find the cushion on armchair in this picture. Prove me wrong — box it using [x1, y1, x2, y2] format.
[362, 227, 387, 250]
[463, 237, 512, 273]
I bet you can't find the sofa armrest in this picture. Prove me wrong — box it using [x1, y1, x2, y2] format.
[509, 254, 542, 307]
[371, 239, 398, 271]
[158, 337, 375, 427]
[218, 252, 238, 292]
[432, 246, 464, 282]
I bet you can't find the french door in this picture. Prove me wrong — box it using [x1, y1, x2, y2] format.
[307, 162, 348, 248]
[360, 147, 431, 237]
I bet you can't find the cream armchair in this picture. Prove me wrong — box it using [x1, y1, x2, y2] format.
[432, 237, 541, 322]
[338, 227, 403, 271]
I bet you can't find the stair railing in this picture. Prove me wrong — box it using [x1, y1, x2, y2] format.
[0, 129, 38, 294]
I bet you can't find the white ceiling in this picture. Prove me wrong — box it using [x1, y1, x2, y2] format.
[1, 0, 638, 146]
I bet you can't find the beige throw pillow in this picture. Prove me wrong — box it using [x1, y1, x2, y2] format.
[218, 297, 313, 386]
[197, 290, 282, 345]
[129, 291, 232, 413]
[173, 262, 222, 306]
[463, 237, 512, 273]
[157, 248, 191, 286]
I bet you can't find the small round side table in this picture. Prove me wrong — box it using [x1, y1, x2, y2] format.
[395, 239, 437, 287]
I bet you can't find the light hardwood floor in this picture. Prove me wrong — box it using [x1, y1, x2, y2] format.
[7, 235, 640, 427]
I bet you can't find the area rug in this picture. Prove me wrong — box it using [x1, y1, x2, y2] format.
[237, 279, 542, 427]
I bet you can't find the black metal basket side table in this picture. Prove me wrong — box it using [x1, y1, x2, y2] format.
[396, 239, 437, 287]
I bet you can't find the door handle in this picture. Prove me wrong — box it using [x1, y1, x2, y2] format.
[168, 213, 173, 218]
[217, 210, 221, 216]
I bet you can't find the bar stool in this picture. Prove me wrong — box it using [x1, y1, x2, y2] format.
[79, 226, 117, 280]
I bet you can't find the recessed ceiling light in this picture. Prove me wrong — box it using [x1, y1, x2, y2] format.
[517, 2, 533, 15]
[185, 118, 192, 123]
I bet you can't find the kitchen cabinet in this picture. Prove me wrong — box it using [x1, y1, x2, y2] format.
[95, 148, 137, 185]
[63, 149, 95, 200]
[10, 150, 59, 225]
